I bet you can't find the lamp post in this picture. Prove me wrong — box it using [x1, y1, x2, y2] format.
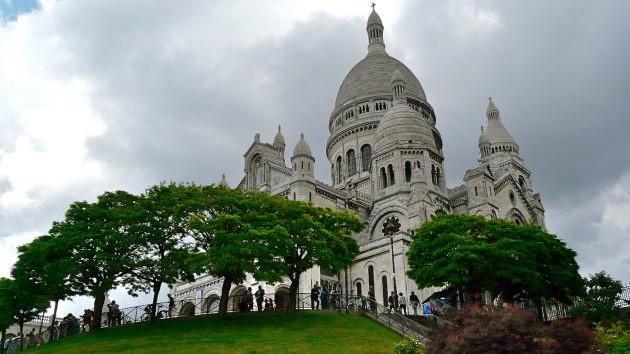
[382, 216, 401, 312]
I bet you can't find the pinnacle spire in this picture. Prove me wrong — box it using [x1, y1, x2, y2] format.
[366, 5, 385, 54]
[486, 97, 500, 120]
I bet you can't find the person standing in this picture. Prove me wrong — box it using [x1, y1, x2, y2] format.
[398, 292, 407, 315]
[246, 287, 254, 312]
[368, 286, 376, 312]
[409, 291, 420, 316]
[167, 294, 175, 318]
[388, 291, 396, 313]
[255, 285, 265, 312]
[310, 283, 320, 310]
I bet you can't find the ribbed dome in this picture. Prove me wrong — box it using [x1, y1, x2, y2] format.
[367, 10, 382, 26]
[373, 104, 435, 152]
[334, 53, 426, 110]
[292, 133, 312, 157]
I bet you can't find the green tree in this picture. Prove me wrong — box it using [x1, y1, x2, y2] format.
[407, 214, 583, 304]
[50, 191, 142, 330]
[573, 271, 624, 326]
[2, 277, 48, 351]
[122, 183, 201, 321]
[189, 186, 281, 318]
[0, 278, 18, 354]
[11, 235, 76, 340]
[259, 198, 363, 314]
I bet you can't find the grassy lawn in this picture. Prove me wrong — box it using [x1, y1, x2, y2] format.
[31, 311, 403, 354]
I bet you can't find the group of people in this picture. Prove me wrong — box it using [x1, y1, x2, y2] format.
[237, 285, 278, 312]
[387, 291, 421, 316]
[106, 300, 122, 326]
[310, 283, 340, 310]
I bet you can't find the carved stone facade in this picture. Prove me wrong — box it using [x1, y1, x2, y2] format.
[172, 8, 545, 312]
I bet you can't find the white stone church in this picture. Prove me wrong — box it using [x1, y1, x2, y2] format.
[171, 8, 545, 314]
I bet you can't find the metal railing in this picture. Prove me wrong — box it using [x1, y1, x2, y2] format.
[357, 296, 431, 341]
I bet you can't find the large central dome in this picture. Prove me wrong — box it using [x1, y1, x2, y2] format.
[334, 53, 426, 110]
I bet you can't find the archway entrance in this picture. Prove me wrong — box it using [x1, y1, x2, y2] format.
[179, 302, 195, 316]
[274, 286, 290, 310]
[229, 286, 247, 312]
[203, 295, 220, 314]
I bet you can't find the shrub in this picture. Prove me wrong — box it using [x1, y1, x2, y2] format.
[543, 316, 595, 353]
[393, 337, 425, 354]
[427, 305, 596, 354]
[596, 322, 630, 353]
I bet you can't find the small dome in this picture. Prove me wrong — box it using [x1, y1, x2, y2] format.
[292, 133, 312, 157]
[484, 98, 517, 145]
[373, 104, 435, 153]
[273, 125, 285, 145]
[367, 9, 383, 27]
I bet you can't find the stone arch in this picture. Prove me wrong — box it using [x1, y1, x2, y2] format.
[506, 208, 526, 225]
[368, 207, 408, 239]
[354, 278, 364, 297]
[202, 294, 220, 314]
[179, 301, 196, 316]
[274, 285, 290, 310]
[229, 286, 247, 312]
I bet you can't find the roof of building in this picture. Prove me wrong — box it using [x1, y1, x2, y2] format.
[292, 133, 313, 157]
[334, 54, 426, 110]
[484, 98, 518, 146]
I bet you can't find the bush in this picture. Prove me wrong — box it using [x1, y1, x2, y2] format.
[393, 337, 425, 354]
[596, 322, 630, 353]
[427, 305, 595, 354]
[544, 317, 595, 353]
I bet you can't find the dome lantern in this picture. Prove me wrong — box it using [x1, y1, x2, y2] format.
[366, 4, 385, 54]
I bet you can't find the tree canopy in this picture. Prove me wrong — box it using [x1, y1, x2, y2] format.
[12, 234, 76, 340]
[407, 214, 583, 304]
[49, 190, 142, 329]
[257, 197, 363, 314]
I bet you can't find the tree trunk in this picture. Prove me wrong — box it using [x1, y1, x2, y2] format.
[287, 276, 300, 315]
[151, 281, 162, 322]
[218, 275, 233, 319]
[91, 293, 106, 330]
[1, 328, 6, 354]
[48, 299, 59, 342]
[18, 319, 24, 351]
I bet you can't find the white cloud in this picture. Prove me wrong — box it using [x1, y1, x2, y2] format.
[0, 231, 38, 277]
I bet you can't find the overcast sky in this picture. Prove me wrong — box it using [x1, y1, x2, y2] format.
[1, 0, 629, 314]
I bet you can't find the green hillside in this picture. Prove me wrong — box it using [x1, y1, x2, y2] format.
[31, 311, 403, 354]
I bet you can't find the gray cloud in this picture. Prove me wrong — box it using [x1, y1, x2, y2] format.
[1, 0, 629, 288]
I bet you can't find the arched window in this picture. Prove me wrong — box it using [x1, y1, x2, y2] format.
[380, 167, 388, 188]
[509, 191, 516, 205]
[404, 161, 412, 182]
[356, 282, 362, 297]
[347, 149, 356, 176]
[382, 276, 388, 306]
[388, 164, 395, 185]
[361, 144, 372, 172]
[431, 165, 436, 184]
[518, 176, 526, 190]
[436, 167, 441, 186]
[336, 156, 342, 183]
[368, 266, 375, 289]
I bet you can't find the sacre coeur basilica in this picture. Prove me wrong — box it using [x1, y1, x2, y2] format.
[170, 7, 546, 313]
